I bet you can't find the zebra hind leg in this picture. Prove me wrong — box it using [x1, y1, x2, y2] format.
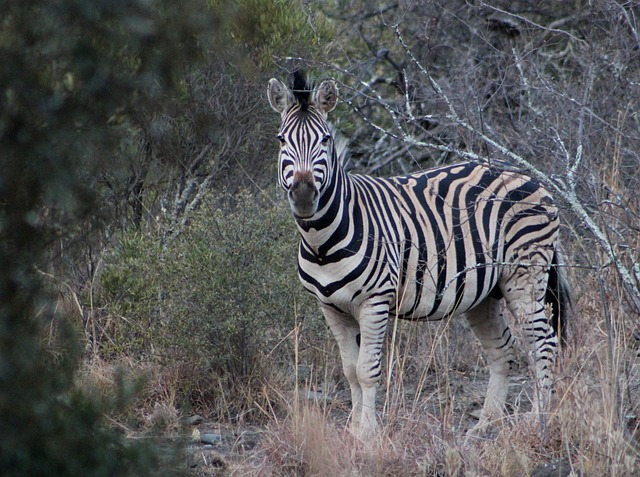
[501, 263, 558, 434]
[465, 297, 516, 434]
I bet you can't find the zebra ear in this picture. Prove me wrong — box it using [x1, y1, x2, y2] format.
[267, 78, 293, 114]
[313, 80, 338, 113]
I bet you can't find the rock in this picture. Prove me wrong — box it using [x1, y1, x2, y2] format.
[182, 414, 204, 426]
[200, 433, 223, 446]
[468, 409, 482, 420]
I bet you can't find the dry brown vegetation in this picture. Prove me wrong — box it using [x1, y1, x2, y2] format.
[193, 265, 637, 476]
[5, 0, 639, 476]
[172, 2, 640, 474]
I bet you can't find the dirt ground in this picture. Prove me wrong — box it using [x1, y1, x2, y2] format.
[183, 367, 538, 475]
[181, 318, 640, 476]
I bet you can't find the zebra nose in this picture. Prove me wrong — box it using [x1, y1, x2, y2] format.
[290, 171, 317, 197]
[289, 171, 318, 217]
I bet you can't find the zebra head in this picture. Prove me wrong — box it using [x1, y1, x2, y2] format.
[267, 71, 338, 219]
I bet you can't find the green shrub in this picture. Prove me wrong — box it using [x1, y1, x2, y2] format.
[161, 191, 319, 373]
[215, 0, 333, 67]
[98, 233, 162, 357]
[100, 191, 323, 420]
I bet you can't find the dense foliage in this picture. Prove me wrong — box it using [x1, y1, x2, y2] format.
[99, 192, 322, 420]
[2, 0, 639, 475]
[0, 0, 324, 475]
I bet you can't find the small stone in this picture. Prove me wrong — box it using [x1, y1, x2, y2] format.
[182, 414, 204, 426]
[468, 409, 482, 420]
[200, 433, 222, 446]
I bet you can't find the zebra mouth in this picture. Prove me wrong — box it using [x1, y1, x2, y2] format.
[288, 195, 318, 219]
[292, 210, 315, 220]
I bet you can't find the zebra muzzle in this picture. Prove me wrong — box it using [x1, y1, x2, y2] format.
[289, 171, 319, 218]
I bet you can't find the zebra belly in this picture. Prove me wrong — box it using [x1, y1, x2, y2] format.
[395, 275, 495, 321]
[298, 233, 502, 320]
[393, 238, 503, 321]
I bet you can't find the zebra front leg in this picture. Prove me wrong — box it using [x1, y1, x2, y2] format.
[355, 299, 390, 437]
[321, 306, 363, 431]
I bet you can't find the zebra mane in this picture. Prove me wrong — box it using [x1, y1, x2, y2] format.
[290, 69, 312, 110]
[289, 70, 348, 163]
[331, 125, 350, 166]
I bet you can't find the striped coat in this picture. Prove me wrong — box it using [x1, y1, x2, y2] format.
[268, 71, 570, 436]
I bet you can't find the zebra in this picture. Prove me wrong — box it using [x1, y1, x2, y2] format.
[267, 70, 570, 437]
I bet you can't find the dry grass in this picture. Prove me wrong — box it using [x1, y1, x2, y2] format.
[254, 403, 449, 476]
[80, 250, 640, 476]
[75, 358, 185, 436]
[238, 268, 640, 476]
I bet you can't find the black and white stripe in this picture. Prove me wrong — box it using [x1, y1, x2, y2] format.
[267, 71, 570, 436]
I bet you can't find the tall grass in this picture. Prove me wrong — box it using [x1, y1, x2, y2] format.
[82, 244, 639, 475]
[246, 265, 639, 476]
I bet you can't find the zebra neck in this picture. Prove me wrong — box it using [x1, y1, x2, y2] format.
[295, 166, 355, 256]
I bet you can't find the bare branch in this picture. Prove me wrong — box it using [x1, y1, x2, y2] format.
[480, 2, 588, 44]
[389, 24, 640, 314]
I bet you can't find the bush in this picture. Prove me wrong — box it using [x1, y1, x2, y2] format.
[0, 326, 182, 477]
[100, 191, 323, 421]
[0, 0, 217, 474]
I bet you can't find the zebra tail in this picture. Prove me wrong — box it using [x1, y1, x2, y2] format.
[545, 247, 572, 344]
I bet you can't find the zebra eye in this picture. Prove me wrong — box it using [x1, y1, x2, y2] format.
[321, 134, 331, 145]
[277, 134, 286, 146]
